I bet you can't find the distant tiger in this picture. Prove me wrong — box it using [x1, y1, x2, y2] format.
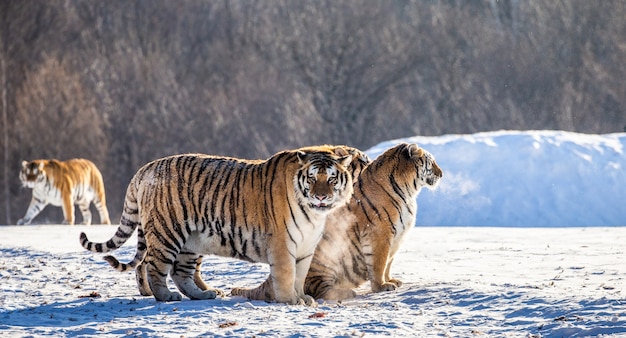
[303, 143, 442, 300]
[18, 158, 111, 226]
[80, 145, 369, 305]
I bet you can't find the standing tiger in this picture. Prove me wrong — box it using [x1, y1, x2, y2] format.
[80, 145, 370, 305]
[303, 143, 442, 301]
[18, 158, 111, 226]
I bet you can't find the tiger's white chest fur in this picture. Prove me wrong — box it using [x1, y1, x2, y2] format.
[291, 212, 327, 258]
[388, 198, 418, 256]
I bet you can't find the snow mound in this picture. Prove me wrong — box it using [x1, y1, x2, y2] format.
[367, 130, 626, 226]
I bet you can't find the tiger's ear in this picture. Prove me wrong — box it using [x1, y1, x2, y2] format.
[38, 162, 45, 170]
[333, 147, 349, 157]
[406, 144, 424, 159]
[21, 160, 28, 168]
[338, 155, 352, 169]
[296, 151, 308, 165]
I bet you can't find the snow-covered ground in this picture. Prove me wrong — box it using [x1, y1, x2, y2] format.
[1, 130, 625, 337]
[1, 225, 624, 337]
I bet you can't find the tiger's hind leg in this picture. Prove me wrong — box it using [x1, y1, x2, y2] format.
[232, 258, 312, 305]
[317, 288, 357, 301]
[144, 246, 183, 302]
[77, 200, 92, 225]
[94, 189, 111, 225]
[192, 255, 210, 290]
[171, 253, 223, 300]
[191, 255, 224, 296]
[231, 278, 275, 302]
[304, 272, 357, 301]
[232, 276, 316, 306]
[135, 260, 153, 296]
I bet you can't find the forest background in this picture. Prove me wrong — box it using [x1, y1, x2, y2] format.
[1, 0, 624, 224]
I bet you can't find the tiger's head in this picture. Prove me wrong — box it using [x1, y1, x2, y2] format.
[381, 143, 443, 190]
[338, 146, 371, 181]
[296, 145, 371, 181]
[19, 160, 48, 188]
[294, 150, 355, 214]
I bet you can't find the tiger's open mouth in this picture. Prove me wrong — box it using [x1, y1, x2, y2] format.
[310, 202, 332, 210]
[21, 181, 36, 188]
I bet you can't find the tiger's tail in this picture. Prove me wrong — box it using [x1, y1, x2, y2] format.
[101, 226, 146, 272]
[79, 181, 144, 272]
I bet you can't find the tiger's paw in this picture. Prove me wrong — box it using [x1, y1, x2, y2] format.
[138, 284, 153, 297]
[373, 282, 399, 293]
[230, 287, 261, 300]
[229, 287, 247, 297]
[190, 289, 220, 300]
[388, 278, 403, 287]
[154, 291, 183, 302]
[230, 286, 267, 300]
[17, 218, 27, 225]
[275, 294, 317, 306]
[372, 282, 398, 292]
[320, 288, 357, 301]
[298, 294, 317, 307]
[213, 288, 226, 297]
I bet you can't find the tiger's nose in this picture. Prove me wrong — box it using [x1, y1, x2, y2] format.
[314, 194, 328, 201]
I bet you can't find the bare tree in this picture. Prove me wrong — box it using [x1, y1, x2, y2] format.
[1, 3, 8, 224]
[0, 0, 624, 223]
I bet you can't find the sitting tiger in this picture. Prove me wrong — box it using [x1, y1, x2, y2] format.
[18, 158, 111, 225]
[198, 143, 441, 302]
[303, 143, 443, 300]
[80, 145, 370, 305]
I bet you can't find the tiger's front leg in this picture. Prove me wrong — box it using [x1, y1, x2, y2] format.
[17, 197, 46, 225]
[266, 244, 305, 305]
[384, 256, 403, 288]
[294, 254, 317, 306]
[369, 239, 398, 293]
[61, 193, 75, 225]
[232, 242, 308, 305]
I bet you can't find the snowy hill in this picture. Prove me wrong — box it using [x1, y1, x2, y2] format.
[367, 130, 626, 226]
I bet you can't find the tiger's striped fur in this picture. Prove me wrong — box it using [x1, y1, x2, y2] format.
[80, 145, 368, 305]
[169, 146, 370, 303]
[18, 158, 111, 225]
[303, 143, 443, 301]
[217, 143, 441, 302]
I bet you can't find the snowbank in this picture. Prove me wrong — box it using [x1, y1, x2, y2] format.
[367, 130, 626, 226]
